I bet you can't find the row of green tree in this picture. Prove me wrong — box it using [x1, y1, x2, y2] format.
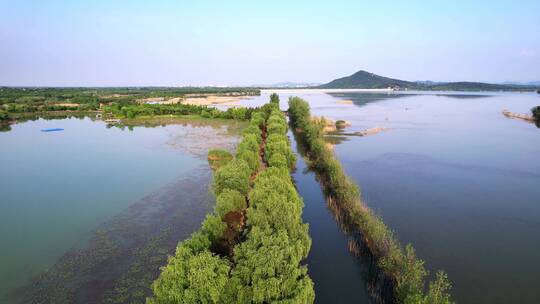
[0, 99, 258, 123]
[103, 103, 256, 121]
[288, 97, 452, 304]
[0, 87, 259, 105]
[148, 95, 314, 303]
[0, 87, 260, 123]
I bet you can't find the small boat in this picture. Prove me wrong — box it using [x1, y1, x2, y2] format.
[41, 128, 64, 132]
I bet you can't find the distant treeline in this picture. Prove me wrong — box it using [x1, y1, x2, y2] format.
[103, 103, 256, 121]
[0, 87, 260, 103]
[0, 87, 260, 122]
[149, 94, 314, 303]
[288, 97, 452, 304]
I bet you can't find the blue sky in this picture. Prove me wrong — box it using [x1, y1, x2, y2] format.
[1, 0, 539, 86]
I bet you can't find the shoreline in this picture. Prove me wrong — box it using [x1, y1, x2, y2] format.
[261, 88, 394, 94]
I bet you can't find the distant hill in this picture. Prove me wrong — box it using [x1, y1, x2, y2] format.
[320, 70, 417, 89]
[319, 70, 539, 91]
[252, 82, 320, 88]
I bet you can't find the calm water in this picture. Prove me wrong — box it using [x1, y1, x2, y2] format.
[290, 130, 372, 304]
[0, 117, 239, 302]
[243, 91, 540, 303]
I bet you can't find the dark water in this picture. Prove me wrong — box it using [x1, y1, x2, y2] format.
[331, 92, 540, 304]
[290, 130, 372, 304]
[244, 91, 540, 303]
[0, 117, 241, 303]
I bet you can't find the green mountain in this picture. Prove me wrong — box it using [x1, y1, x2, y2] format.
[320, 70, 417, 89]
[319, 70, 539, 91]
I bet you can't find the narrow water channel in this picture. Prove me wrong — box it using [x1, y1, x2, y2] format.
[289, 130, 372, 304]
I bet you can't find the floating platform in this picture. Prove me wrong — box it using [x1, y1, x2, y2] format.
[41, 128, 64, 132]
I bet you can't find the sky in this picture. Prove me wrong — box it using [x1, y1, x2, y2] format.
[1, 0, 539, 86]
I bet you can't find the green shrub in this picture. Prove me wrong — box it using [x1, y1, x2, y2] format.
[213, 159, 251, 196]
[201, 214, 227, 243]
[250, 112, 266, 129]
[270, 92, 280, 104]
[267, 113, 287, 127]
[0, 110, 9, 121]
[228, 227, 314, 304]
[237, 134, 259, 154]
[259, 102, 279, 120]
[531, 106, 540, 119]
[207, 149, 233, 170]
[236, 149, 260, 175]
[215, 189, 246, 218]
[249, 167, 303, 211]
[267, 122, 287, 135]
[424, 271, 453, 304]
[200, 110, 212, 118]
[242, 125, 262, 143]
[265, 136, 296, 169]
[268, 153, 288, 168]
[149, 248, 230, 304]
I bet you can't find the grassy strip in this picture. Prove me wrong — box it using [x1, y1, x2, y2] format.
[148, 96, 314, 303]
[288, 97, 452, 304]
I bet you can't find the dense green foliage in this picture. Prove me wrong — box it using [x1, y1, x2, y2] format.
[531, 106, 540, 120]
[207, 149, 233, 171]
[106, 103, 256, 120]
[288, 97, 452, 304]
[270, 92, 280, 104]
[236, 133, 261, 174]
[0, 87, 259, 105]
[264, 108, 296, 170]
[215, 189, 246, 219]
[0, 87, 260, 123]
[148, 232, 230, 304]
[0, 109, 9, 121]
[213, 159, 251, 196]
[319, 70, 539, 91]
[149, 98, 314, 304]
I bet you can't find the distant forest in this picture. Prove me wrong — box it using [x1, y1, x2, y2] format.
[0, 87, 260, 122]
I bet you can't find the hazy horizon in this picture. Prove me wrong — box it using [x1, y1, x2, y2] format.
[1, 0, 539, 86]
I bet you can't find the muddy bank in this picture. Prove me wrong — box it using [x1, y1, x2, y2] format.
[137, 93, 254, 106]
[502, 110, 535, 122]
[21, 167, 213, 304]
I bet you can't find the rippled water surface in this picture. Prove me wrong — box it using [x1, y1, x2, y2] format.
[0, 117, 241, 302]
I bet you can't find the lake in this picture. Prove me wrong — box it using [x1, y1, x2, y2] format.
[0, 117, 242, 303]
[2, 91, 539, 303]
[241, 90, 540, 303]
